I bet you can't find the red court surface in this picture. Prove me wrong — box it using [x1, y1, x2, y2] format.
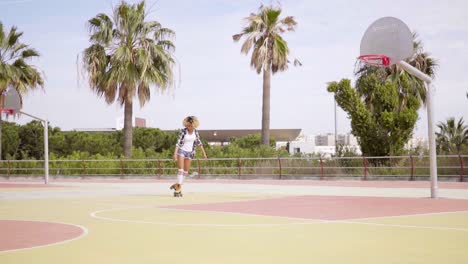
[0, 220, 84, 252]
[165, 195, 468, 220]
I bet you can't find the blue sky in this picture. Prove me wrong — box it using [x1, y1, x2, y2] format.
[2, 0, 467, 138]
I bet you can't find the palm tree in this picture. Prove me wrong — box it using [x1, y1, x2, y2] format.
[0, 22, 44, 159]
[81, 0, 176, 157]
[356, 33, 437, 111]
[436, 117, 468, 154]
[233, 5, 300, 145]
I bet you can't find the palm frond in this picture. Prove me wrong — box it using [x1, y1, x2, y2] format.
[88, 14, 114, 45]
[137, 82, 150, 106]
[232, 33, 243, 42]
[7, 26, 22, 47]
[20, 48, 40, 59]
[154, 27, 175, 41]
[280, 16, 297, 31]
[240, 33, 257, 54]
[265, 8, 281, 26]
[0, 22, 4, 44]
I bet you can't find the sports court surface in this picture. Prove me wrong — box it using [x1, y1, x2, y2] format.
[1, 179, 468, 264]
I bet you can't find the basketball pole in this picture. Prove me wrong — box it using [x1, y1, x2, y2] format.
[19, 111, 49, 185]
[334, 96, 338, 154]
[397, 61, 437, 198]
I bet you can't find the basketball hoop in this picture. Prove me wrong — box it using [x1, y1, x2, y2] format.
[359, 17, 414, 67]
[0, 109, 15, 115]
[357, 54, 390, 67]
[0, 108, 19, 119]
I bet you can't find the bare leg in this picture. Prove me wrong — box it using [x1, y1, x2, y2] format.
[177, 155, 185, 171]
[176, 155, 185, 184]
[184, 159, 192, 174]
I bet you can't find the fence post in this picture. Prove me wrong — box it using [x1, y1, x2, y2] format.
[157, 160, 162, 179]
[320, 158, 324, 180]
[82, 160, 87, 179]
[197, 159, 201, 179]
[7, 160, 11, 180]
[363, 157, 368, 180]
[410, 155, 414, 181]
[120, 159, 124, 179]
[278, 157, 282, 180]
[459, 155, 465, 182]
[238, 158, 242, 180]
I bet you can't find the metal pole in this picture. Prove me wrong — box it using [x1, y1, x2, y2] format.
[44, 120, 49, 184]
[425, 81, 438, 198]
[397, 61, 437, 198]
[334, 97, 338, 154]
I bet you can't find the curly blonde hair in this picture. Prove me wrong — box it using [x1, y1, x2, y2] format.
[183, 116, 199, 128]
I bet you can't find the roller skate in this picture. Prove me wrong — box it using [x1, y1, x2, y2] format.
[170, 183, 183, 197]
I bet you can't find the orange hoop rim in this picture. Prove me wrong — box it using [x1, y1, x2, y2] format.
[0, 108, 15, 114]
[358, 54, 390, 67]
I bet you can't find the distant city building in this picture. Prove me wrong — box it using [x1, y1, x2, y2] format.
[315, 133, 335, 146]
[405, 137, 429, 151]
[288, 134, 316, 154]
[314, 133, 358, 146]
[135, 117, 146, 128]
[287, 132, 361, 156]
[116, 117, 147, 129]
[345, 134, 358, 146]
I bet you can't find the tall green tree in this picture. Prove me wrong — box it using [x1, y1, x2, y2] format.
[18, 120, 44, 160]
[1, 121, 20, 159]
[436, 117, 468, 154]
[327, 76, 419, 156]
[0, 21, 44, 159]
[233, 5, 300, 145]
[81, 0, 176, 157]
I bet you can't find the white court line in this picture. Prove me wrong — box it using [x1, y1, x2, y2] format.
[0, 220, 89, 254]
[342, 210, 468, 221]
[90, 206, 326, 227]
[90, 205, 468, 231]
[72, 201, 146, 207]
[157, 206, 329, 222]
[338, 220, 468, 232]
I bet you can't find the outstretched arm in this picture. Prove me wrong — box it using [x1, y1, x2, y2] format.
[173, 146, 179, 161]
[199, 145, 208, 160]
[174, 129, 185, 160]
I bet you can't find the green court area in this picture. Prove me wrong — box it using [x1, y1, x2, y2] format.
[1, 180, 468, 264]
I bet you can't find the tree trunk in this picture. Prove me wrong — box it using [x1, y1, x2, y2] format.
[123, 99, 133, 158]
[261, 66, 271, 146]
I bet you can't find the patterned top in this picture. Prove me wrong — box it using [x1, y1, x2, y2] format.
[176, 128, 203, 153]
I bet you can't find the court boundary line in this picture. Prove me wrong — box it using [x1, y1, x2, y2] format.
[90, 206, 327, 227]
[89, 204, 468, 231]
[0, 220, 89, 254]
[156, 206, 328, 222]
[342, 209, 468, 221]
[339, 220, 468, 232]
